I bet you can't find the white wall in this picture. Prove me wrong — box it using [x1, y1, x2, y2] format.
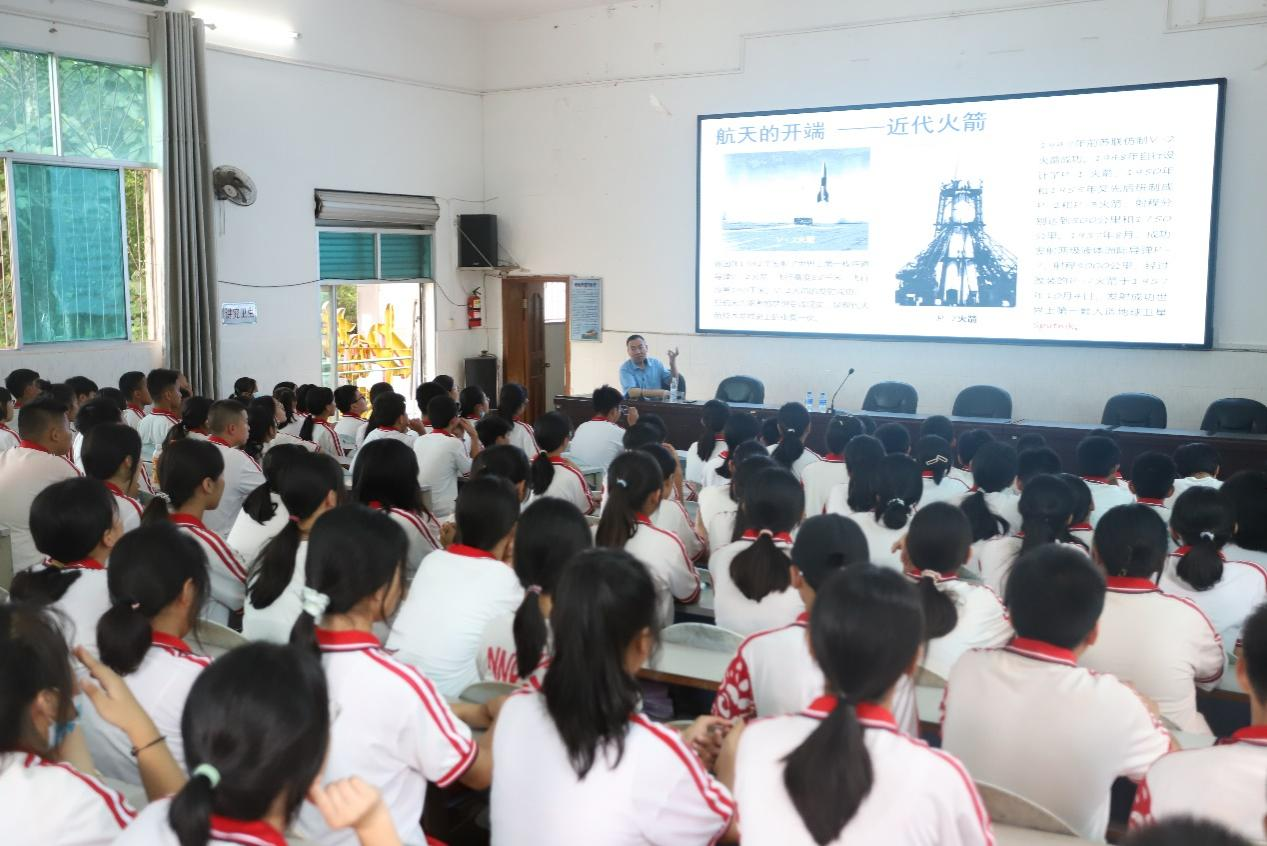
[482, 0, 1267, 427]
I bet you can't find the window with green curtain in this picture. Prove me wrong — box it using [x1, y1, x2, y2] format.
[379, 234, 430, 279]
[319, 232, 376, 279]
[56, 57, 150, 161]
[12, 163, 128, 343]
[0, 48, 55, 155]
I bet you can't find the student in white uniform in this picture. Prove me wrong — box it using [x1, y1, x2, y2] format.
[916, 434, 970, 506]
[478, 497, 593, 688]
[976, 474, 1088, 594]
[699, 410, 761, 498]
[1166, 442, 1222, 508]
[333, 383, 368, 451]
[837, 453, 923, 571]
[201, 400, 265, 538]
[528, 411, 595, 514]
[950, 427, 994, 490]
[413, 395, 481, 518]
[273, 385, 304, 439]
[293, 505, 493, 844]
[151, 395, 212, 470]
[903, 502, 1012, 681]
[1220, 469, 1267, 568]
[243, 452, 344, 644]
[1130, 451, 1177, 527]
[353, 391, 419, 464]
[118, 370, 151, 431]
[83, 523, 209, 782]
[596, 450, 700, 625]
[71, 396, 122, 472]
[801, 415, 860, 516]
[681, 398, 729, 493]
[498, 382, 539, 456]
[388, 476, 524, 698]
[0, 386, 19, 452]
[637, 443, 706, 563]
[942, 545, 1173, 842]
[568, 385, 631, 472]
[957, 440, 1021, 541]
[9, 478, 120, 663]
[721, 565, 992, 846]
[82, 422, 145, 534]
[768, 401, 820, 481]
[0, 396, 82, 571]
[1062, 472, 1097, 547]
[490, 548, 738, 846]
[1159, 485, 1267, 651]
[240, 395, 278, 464]
[824, 432, 885, 521]
[709, 467, 805, 635]
[146, 439, 247, 624]
[227, 443, 307, 568]
[1129, 601, 1267, 841]
[1077, 434, 1136, 527]
[471, 443, 533, 505]
[137, 368, 187, 462]
[351, 438, 441, 575]
[1081, 504, 1224, 736]
[298, 386, 346, 463]
[698, 441, 767, 554]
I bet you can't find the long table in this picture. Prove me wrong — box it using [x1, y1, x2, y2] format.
[555, 396, 1267, 477]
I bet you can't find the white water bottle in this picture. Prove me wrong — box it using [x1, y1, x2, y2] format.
[669, 375, 680, 402]
[805, 391, 814, 411]
[818, 392, 828, 413]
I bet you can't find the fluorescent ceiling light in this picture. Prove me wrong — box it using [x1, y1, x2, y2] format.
[198, 8, 300, 46]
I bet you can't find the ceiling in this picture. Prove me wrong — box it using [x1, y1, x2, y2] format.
[397, 0, 622, 20]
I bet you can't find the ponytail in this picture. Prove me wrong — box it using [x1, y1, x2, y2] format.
[242, 444, 308, 525]
[771, 402, 810, 470]
[141, 493, 172, 524]
[915, 574, 959, 640]
[249, 522, 303, 610]
[872, 454, 921, 530]
[169, 769, 216, 846]
[960, 492, 1010, 541]
[1175, 540, 1225, 591]
[243, 397, 276, 461]
[783, 699, 871, 845]
[299, 387, 334, 444]
[595, 451, 662, 548]
[1017, 474, 1078, 554]
[730, 467, 802, 601]
[145, 439, 224, 525]
[10, 569, 80, 605]
[915, 435, 953, 485]
[529, 412, 572, 497]
[1171, 486, 1234, 590]
[96, 601, 153, 676]
[695, 400, 730, 462]
[714, 413, 761, 481]
[904, 503, 970, 641]
[298, 415, 315, 442]
[843, 435, 885, 513]
[731, 533, 794, 601]
[530, 452, 556, 496]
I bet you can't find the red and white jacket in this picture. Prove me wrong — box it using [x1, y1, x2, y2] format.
[170, 513, 247, 624]
[0, 751, 135, 845]
[368, 501, 441, 575]
[106, 481, 144, 534]
[708, 531, 804, 636]
[1159, 548, 1267, 651]
[625, 514, 700, 626]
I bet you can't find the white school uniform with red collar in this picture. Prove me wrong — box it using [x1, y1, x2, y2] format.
[801, 452, 848, 516]
[368, 502, 440, 575]
[412, 429, 472, 518]
[652, 497, 706, 563]
[736, 698, 993, 846]
[1164, 474, 1221, 509]
[684, 435, 728, 489]
[489, 688, 735, 846]
[477, 612, 549, 689]
[954, 487, 1022, 535]
[83, 631, 209, 783]
[530, 456, 595, 515]
[202, 436, 266, 538]
[708, 532, 805, 635]
[0, 442, 81, 571]
[1224, 542, 1267, 570]
[307, 416, 346, 462]
[30, 559, 110, 671]
[974, 535, 1022, 594]
[624, 513, 701, 626]
[386, 544, 525, 698]
[766, 441, 822, 481]
[121, 404, 146, 431]
[698, 484, 740, 554]
[334, 413, 365, 448]
[910, 573, 1013, 680]
[278, 412, 307, 438]
[923, 471, 971, 506]
[268, 429, 319, 454]
[0, 419, 19, 452]
[138, 408, 180, 460]
[241, 540, 309, 644]
[942, 637, 1172, 841]
[1080, 575, 1224, 735]
[1129, 724, 1267, 841]
[295, 629, 477, 846]
[0, 751, 135, 845]
[847, 509, 910, 571]
[1069, 522, 1094, 549]
[1134, 496, 1172, 526]
[570, 416, 626, 471]
[1081, 475, 1136, 527]
[1159, 548, 1267, 652]
[349, 426, 416, 474]
[948, 465, 973, 489]
[116, 799, 288, 846]
[171, 513, 247, 624]
[106, 481, 143, 534]
[507, 417, 539, 456]
[226, 494, 289, 571]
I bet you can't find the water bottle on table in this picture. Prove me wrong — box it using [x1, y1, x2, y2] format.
[805, 391, 814, 412]
[818, 392, 828, 414]
[669, 375, 680, 403]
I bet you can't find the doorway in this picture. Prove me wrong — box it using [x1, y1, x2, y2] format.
[319, 281, 426, 411]
[502, 275, 570, 424]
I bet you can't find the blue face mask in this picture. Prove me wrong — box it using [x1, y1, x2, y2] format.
[47, 697, 81, 750]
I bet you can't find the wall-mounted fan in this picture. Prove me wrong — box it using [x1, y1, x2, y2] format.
[213, 166, 257, 206]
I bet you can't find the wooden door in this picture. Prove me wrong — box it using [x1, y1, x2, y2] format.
[502, 278, 547, 423]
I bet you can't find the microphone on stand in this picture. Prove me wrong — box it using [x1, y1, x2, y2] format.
[828, 368, 856, 415]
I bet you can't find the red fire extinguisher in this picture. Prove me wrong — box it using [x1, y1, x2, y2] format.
[467, 287, 482, 329]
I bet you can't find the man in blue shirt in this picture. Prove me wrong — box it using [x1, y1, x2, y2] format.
[618, 334, 680, 399]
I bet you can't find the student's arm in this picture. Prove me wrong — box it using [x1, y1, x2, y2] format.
[309, 778, 403, 846]
[1190, 615, 1226, 691]
[458, 418, 482, 459]
[458, 727, 494, 790]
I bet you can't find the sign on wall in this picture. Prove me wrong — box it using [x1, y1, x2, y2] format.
[220, 301, 258, 325]
[569, 277, 602, 342]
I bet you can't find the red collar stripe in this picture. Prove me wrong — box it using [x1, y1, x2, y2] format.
[1005, 636, 1078, 667]
[61, 558, 105, 571]
[448, 543, 496, 560]
[313, 627, 381, 651]
[151, 631, 195, 654]
[1106, 576, 1160, 593]
[208, 815, 287, 846]
[739, 530, 793, 543]
[19, 439, 49, 453]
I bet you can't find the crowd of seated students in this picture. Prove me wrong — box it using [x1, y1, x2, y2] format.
[2, 368, 1267, 845]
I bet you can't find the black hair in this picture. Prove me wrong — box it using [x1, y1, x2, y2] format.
[118, 371, 146, 400]
[65, 375, 98, 400]
[1077, 434, 1121, 478]
[1015, 432, 1047, 453]
[1174, 442, 1220, 478]
[1059, 473, 1094, 525]
[298, 387, 335, 442]
[290, 505, 408, 653]
[1170, 486, 1234, 591]
[98, 524, 209, 675]
[208, 400, 248, 436]
[243, 397, 277, 461]
[960, 441, 1017, 541]
[273, 381, 297, 393]
[142, 438, 225, 523]
[497, 383, 529, 422]
[783, 565, 924, 844]
[771, 402, 811, 469]
[1120, 817, 1253, 846]
[352, 438, 433, 520]
[844, 435, 886, 513]
[0, 386, 11, 415]
[11, 478, 116, 605]
[1005, 545, 1105, 649]
[333, 384, 360, 415]
[434, 374, 456, 393]
[637, 443, 676, 486]
[760, 416, 781, 447]
[168, 643, 329, 846]
[715, 413, 761, 481]
[82, 423, 141, 484]
[824, 415, 864, 457]
[919, 414, 954, 444]
[295, 384, 314, 412]
[512, 499, 593, 680]
[1017, 447, 1062, 484]
[0, 602, 77, 755]
[596, 451, 662, 548]
[726, 444, 774, 511]
[1241, 601, 1267, 703]
[1093, 504, 1168, 579]
[791, 514, 870, 589]
[906, 503, 973, 640]
[249, 453, 344, 610]
[956, 428, 994, 469]
[638, 412, 668, 441]
[1220, 470, 1267, 552]
[459, 385, 487, 418]
[368, 381, 393, 401]
[471, 443, 531, 488]
[625, 334, 645, 345]
[232, 376, 257, 399]
[273, 388, 297, 429]
[456, 475, 520, 551]
[694, 399, 730, 462]
[96, 387, 126, 411]
[873, 422, 910, 456]
[5, 367, 41, 398]
[44, 384, 77, 415]
[146, 368, 181, 401]
[1017, 474, 1082, 554]
[530, 411, 573, 496]
[166, 395, 212, 444]
[592, 385, 623, 417]
[75, 396, 122, 437]
[730, 467, 804, 601]
[427, 395, 459, 431]
[914, 435, 954, 485]
[364, 391, 407, 434]
[242, 444, 309, 524]
[17, 396, 69, 441]
[542, 548, 659, 778]
[869, 454, 921, 529]
[476, 414, 514, 447]
[416, 382, 447, 420]
[622, 421, 663, 450]
[1130, 451, 1177, 500]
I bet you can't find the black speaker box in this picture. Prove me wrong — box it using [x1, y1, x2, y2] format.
[459, 214, 498, 268]
[464, 355, 498, 406]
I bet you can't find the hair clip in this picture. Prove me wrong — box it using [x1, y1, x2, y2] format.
[758, 529, 774, 538]
[300, 587, 331, 617]
[1200, 530, 1216, 542]
[925, 455, 949, 466]
[192, 763, 221, 789]
[888, 497, 906, 508]
[614, 478, 628, 488]
[527, 584, 543, 595]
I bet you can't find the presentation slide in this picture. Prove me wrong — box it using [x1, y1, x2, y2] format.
[696, 80, 1224, 347]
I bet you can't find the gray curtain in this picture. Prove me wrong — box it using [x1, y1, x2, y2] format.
[150, 12, 219, 396]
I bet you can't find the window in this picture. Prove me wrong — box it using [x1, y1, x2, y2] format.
[0, 48, 155, 348]
[544, 280, 566, 323]
[317, 231, 432, 281]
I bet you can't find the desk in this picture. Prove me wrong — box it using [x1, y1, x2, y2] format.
[640, 641, 728, 690]
[555, 396, 1267, 477]
[995, 825, 1092, 845]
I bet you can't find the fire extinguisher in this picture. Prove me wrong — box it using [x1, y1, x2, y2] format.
[467, 287, 482, 329]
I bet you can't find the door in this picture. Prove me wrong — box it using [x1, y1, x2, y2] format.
[502, 278, 547, 423]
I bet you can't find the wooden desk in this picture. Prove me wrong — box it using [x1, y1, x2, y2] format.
[555, 396, 1267, 476]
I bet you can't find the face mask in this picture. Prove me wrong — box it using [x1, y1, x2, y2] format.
[46, 696, 81, 750]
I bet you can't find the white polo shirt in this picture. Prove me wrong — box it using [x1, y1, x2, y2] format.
[30, 560, 111, 670]
[1164, 475, 1221, 509]
[116, 797, 287, 846]
[1129, 724, 1267, 842]
[708, 533, 805, 635]
[530, 457, 595, 515]
[309, 417, 346, 462]
[298, 628, 477, 846]
[83, 631, 209, 784]
[412, 430, 472, 518]
[767, 442, 822, 481]
[268, 430, 319, 454]
[923, 472, 971, 506]
[105, 482, 143, 534]
[202, 437, 265, 538]
[624, 515, 700, 626]
[226, 493, 289, 570]
[652, 498, 705, 563]
[0, 443, 81, 571]
[0, 751, 135, 845]
[349, 426, 417, 474]
[848, 509, 909, 572]
[570, 417, 626, 471]
[800, 453, 847, 517]
[736, 699, 993, 846]
[121, 404, 146, 431]
[242, 541, 308, 644]
[911, 574, 1013, 680]
[137, 408, 179, 461]
[489, 689, 735, 846]
[507, 418, 539, 456]
[684, 436, 727, 489]
[942, 637, 1172, 841]
[279, 413, 307, 438]
[952, 488, 1023, 535]
[1081, 476, 1135, 527]
[712, 614, 821, 721]
[975, 535, 1022, 594]
[1159, 550, 1267, 650]
[386, 544, 524, 699]
[334, 414, 365, 448]
[1134, 497, 1172, 530]
[477, 610, 549, 689]
[0, 421, 19, 452]
[170, 513, 247, 624]
[370, 503, 440, 576]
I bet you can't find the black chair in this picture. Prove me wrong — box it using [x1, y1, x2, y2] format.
[952, 385, 1012, 420]
[1101, 393, 1167, 429]
[861, 381, 918, 414]
[1200, 398, 1267, 434]
[714, 375, 765, 405]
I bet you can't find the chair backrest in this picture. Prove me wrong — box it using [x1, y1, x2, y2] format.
[661, 622, 743, 653]
[1200, 398, 1267, 434]
[193, 619, 249, 658]
[974, 782, 1079, 836]
[915, 665, 947, 689]
[861, 381, 918, 414]
[714, 376, 765, 405]
[1101, 392, 1167, 429]
[952, 385, 1012, 420]
[460, 681, 518, 705]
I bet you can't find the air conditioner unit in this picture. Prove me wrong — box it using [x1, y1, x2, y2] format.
[314, 190, 439, 230]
